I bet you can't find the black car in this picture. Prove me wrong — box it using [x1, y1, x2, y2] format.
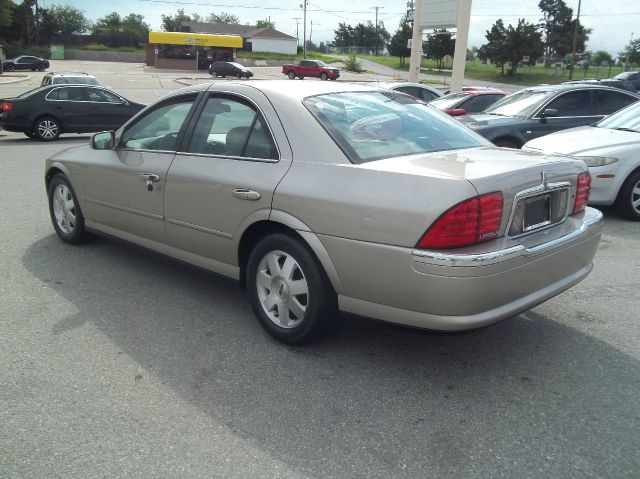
[0, 85, 145, 141]
[563, 78, 636, 92]
[458, 84, 640, 148]
[209, 61, 254, 79]
[613, 71, 640, 90]
[2, 55, 50, 72]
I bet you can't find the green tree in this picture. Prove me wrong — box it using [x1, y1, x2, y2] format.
[592, 50, 612, 65]
[90, 12, 122, 35]
[121, 13, 149, 37]
[619, 38, 640, 66]
[205, 12, 239, 24]
[190, 12, 203, 23]
[161, 9, 190, 32]
[478, 19, 508, 74]
[0, 0, 13, 32]
[256, 19, 275, 29]
[41, 4, 87, 35]
[387, 14, 412, 66]
[538, 0, 590, 61]
[424, 29, 455, 69]
[332, 23, 354, 51]
[503, 19, 544, 76]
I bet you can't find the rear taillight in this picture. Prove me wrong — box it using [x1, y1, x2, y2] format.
[417, 192, 503, 249]
[572, 172, 591, 214]
[0, 101, 12, 112]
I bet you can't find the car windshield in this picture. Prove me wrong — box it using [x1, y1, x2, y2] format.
[316, 61, 327, 67]
[228, 62, 244, 69]
[596, 101, 640, 132]
[430, 93, 470, 110]
[484, 90, 552, 118]
[304, 91, 490, 164]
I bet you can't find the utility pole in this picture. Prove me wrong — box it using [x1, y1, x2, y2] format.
[310, 21, 320, 49]
[300, 1, 308, 58]
[292, 17, 301, 47]
[568, 0, 582, 80]
[370, 6, 384, 56]
[408, 0, 423, 82]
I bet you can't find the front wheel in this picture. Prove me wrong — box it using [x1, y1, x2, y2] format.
[247, 233, 338, 344]
[236, 72, 242, 79]
[616, 170, 640, 220]
[48, 175, 90, 244]
[35, 117, 61, 141]
[287, 71, 296, 79]
[210, 70, 217, 77]
[37, 63, 46, 71]
[320, 72, 328, 81]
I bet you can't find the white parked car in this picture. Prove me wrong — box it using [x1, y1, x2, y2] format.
[523, 101, 640, 220]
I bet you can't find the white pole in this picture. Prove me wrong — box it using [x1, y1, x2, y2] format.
[450, 0, 472, 92]
[408, 0, 424, 82]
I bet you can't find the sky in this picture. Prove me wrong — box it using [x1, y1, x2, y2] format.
[40, 0, 638, 58]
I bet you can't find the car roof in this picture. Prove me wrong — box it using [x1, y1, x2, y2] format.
[46, 72, 95, 77]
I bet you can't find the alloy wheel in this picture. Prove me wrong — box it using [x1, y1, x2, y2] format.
[37, 119, 58, 140]
[52, 183, 76, 234]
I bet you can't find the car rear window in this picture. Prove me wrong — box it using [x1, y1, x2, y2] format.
[304, 91, 489, 164]
[52, 77, 100, 85]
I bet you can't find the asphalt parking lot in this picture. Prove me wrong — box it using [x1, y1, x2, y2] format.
[1, 62, 639, 478]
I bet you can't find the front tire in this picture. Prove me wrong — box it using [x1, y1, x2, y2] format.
[210, 70, 217, 77]
[35, 117, 61, 141]
[320, 72, 328, 81]
[48, 175, 90, 245]
[37, 63, 46, 71]
[247, 233, 338, 344]
[616, 170, 640, 220]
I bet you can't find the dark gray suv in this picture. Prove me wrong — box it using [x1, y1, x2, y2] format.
[458, 84, 639, 148]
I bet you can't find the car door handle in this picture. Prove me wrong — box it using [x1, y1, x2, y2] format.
[140, 172, 160, 191]
[232, 188, 261, 201]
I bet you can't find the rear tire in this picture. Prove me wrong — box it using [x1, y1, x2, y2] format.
[247, 233, 339, 344]
[48, 174, 90, 245]
[4, 64, 14, 72]
[34, 117, 61, 141]
[298, 75, 304, 80]
[287, 70, 296, 79]
[615, 170, 640, 220]
[24, 130, 36, 139]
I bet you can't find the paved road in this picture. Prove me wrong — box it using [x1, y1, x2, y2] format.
[0, 131, 639, 478]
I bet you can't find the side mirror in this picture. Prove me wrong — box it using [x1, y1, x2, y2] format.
[541, 108, 559, 118]
[451, 108, 467, 117]
[91, 131, 115, 150]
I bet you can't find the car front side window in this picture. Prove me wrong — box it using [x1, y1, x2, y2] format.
[120, 95, 196, 151]
[186, 96, 277, 160]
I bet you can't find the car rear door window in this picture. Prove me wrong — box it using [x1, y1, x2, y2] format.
[186, 96, 278, 160]
[594, 90, 637, 116]
[395, 86, 420, 99]
[418, 88, 440, 102]
[120, 95, 196, 151]
[545, 90, 593, 116]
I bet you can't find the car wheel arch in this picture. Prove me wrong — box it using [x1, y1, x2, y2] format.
[237, 219, 343, 293]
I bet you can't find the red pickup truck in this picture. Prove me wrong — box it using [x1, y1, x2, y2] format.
[282, 60, 340, 81]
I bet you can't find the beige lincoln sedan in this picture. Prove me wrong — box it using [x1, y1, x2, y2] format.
[45, 81, 603, 344]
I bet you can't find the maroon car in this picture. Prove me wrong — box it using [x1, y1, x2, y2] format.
[430, 88, 507, 116]
[282, 60, 340, 81]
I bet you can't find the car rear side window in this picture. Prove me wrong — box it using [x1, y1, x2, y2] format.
[304, 91, 489, 164]
[594, 90, 637, 116]
[185, 96, 277, 160]
[120, 95, 197, 151]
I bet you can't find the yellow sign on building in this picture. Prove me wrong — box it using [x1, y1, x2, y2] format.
[148, 31, 243, 48]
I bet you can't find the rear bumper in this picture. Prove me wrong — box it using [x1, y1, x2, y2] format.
[323, 207, 603, 330]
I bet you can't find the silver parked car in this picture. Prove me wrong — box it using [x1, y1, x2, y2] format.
[45, 81, 603, 344]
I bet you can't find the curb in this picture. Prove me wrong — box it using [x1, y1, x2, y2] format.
[173, 76, 212, 86]
[0, 74, 31, 84]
